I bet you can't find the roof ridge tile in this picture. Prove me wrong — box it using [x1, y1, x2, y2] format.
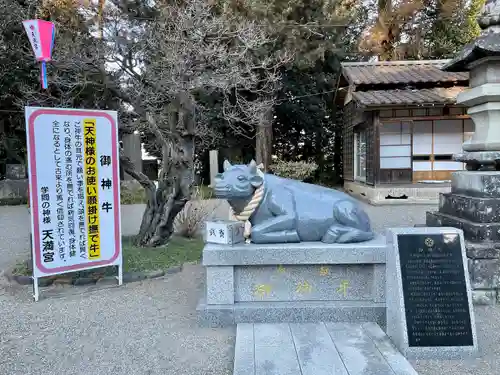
[350, 87, 467, 106]
[342, 61, 469, 85]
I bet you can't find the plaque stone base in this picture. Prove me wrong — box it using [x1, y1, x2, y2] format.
[197, 236, 387, 327]
[427, 171, 500, 304]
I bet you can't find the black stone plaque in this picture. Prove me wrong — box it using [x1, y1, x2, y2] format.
[397, 233, 473, 347]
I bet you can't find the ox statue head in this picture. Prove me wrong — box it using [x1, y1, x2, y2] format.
[213, 160, 264, 200]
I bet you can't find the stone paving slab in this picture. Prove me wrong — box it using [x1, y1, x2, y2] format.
[233, 322, 418, 375]
[291, 323, 348, 375]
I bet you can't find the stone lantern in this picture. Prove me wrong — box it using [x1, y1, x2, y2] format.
[426, 0, 500, 304]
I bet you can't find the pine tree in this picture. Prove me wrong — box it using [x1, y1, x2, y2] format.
[359, 0, 485, 60]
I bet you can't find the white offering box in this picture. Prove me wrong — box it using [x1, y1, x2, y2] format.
[205, 220, 245, 245]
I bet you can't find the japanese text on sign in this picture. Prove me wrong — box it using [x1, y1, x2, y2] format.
[54, 120, 65, 261]
[64, 121, 77, 258]
[84, 119, 101, 259]
[75, 120, 86, 258]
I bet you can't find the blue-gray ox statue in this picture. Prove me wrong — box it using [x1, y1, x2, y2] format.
[213, 160, 375, 244]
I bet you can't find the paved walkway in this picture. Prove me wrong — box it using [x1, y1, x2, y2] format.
[1, 202, 500, 375]
[233, 322, 418, 375]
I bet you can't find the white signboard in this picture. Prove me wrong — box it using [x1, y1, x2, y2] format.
[25, 107, 122, 300]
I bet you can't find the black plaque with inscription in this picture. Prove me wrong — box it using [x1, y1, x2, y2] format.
[397, 233, 473, 347]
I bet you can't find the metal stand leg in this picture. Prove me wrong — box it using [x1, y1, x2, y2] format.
[116, 265, 123, 286]
[33, 277, 39, 302]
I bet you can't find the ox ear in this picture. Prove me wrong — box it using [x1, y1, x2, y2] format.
[250, 174, 264, 188]
[248, 159, 257, 174]
[223, 160, 232, 171]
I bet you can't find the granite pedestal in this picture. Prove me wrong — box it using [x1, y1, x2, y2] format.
[197, 235, 388, 327]
[427, 172, 500, 304]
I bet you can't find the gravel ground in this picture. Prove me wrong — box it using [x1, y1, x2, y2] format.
[0, 264, 235, 375]
[0, 205, 31, 272]
[358, 202, 435, 233]
[1, 202, 499, 375]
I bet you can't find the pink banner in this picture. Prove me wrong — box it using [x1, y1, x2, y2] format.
[23, 19, 55, 89]
[37, 20, 55, 61]
[23, 19, 55, 61]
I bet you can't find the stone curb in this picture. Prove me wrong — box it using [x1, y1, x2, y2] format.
[4, 265, 184, 287]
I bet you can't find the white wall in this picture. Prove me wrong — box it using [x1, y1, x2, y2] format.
[413, 121, 432, 155]
[412, 118, 471, 173]
[433, 119, 463, 155]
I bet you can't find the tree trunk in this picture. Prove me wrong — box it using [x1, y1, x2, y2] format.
[134, 157, 191, 247]
[97, 0, 105, 39]
[377, 0, 396, 61]
[255, 108, 273, 171]
[121, 92, 195, 247]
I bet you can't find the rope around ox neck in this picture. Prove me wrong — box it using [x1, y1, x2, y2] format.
[229, 184, 265, 241]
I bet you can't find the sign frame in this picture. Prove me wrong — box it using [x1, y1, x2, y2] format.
[25, 107, 123, 301]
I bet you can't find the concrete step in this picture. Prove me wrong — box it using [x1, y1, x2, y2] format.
[233, 322, 418, 375]
[426, 211, 500, 242]
[439, 192, 500, 223]
[197, 299, 386, 328]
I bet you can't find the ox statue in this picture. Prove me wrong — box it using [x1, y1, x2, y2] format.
[213, 160, 375, 244]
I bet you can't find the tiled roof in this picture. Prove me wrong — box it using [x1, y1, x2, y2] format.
[342, 60, 469, 85]
[351, 87, 468, 107]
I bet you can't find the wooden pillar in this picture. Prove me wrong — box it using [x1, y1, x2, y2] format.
[209, 150, 219, 187]
[373, 111, 381, 185]
[122, 133, 142, 180]
[255, 109, 273, 171]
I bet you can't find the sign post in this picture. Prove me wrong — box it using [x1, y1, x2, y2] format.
[25, 107, 122, 301]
